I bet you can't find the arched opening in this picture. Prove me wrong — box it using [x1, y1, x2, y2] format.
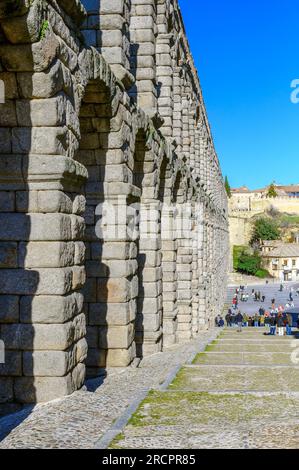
[75, 79, 112, 377]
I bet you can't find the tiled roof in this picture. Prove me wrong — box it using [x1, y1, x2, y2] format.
[263, 243, 299, 258]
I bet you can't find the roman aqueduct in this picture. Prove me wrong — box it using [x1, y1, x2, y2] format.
[0, 0, 229, 415]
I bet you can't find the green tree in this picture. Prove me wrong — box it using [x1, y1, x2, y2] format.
[224, 176, 231, 198]
[267, 183, 278, 198]
[250, 217, 280, 245]
[237, 250, 261, 276]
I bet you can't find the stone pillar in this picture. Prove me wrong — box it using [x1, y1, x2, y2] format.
[191, 201, 199, 335]
[189, 103, 196, 170]
[182, 87, 190, 163]
[194, 122, 201, 178]
[156, 33, 173, 137]
[197, 201, 206, 330]
[97, 0, 133, 88]
[129, 0, 157, 115]
[161, 205, 178, 347]
[136, 200, 163, 356]
[0, 1, 89, 413]
[176, 197, 193, 341]
[172, 67, 182, 153]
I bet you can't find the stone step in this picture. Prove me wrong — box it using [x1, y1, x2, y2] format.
[168, 365, 299, 392]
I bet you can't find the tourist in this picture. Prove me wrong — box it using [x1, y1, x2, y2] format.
[286, 322, 292, 336]
[279, 284, 283, 292]
[258, 291, 261, 301]
[277, 314, 284, 336]
[262, 295, 265, 303]
[264, 312, 271, 333]
[225, 311, 232, 327]
[269, 315, 277, 335]
[254, 313, 259, 327]
[260, 313, 265, 328]
[243, 313, 249, 327]
[236, 311, 243, 332]
[259, 306, 265, 316]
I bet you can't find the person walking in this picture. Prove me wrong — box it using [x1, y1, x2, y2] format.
[264, 312, 271, 333]
[277, 314, 284, 336]
[236, 311, 243, 332]
[270, 315, 277, 336]
[262, 295, 265, 303]
[286, 320, 292, 336]
[259, 306, 265, 316]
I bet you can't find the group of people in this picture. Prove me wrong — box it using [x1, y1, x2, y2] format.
[214, 283, 299, 335]
[222, 310, 293, 336]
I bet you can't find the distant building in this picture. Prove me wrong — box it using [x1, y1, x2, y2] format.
[262, 243, 299, 281]
[260, 240, 282, 255]
[230, 183, 299, 212]
[228, 184, 299, 270]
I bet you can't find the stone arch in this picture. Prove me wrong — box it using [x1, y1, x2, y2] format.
[74, 51, 137, 373]
[74, 77, 112, 377]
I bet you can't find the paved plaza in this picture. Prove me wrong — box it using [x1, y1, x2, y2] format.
[1, 327, 298, 449]
[226, 282, 299, 316]
[109, 329, 299, 449]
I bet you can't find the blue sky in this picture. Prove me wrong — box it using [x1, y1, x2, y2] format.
[179, 0, 299, 189]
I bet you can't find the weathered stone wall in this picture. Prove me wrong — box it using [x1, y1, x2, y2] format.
[0, 0, 229, 415]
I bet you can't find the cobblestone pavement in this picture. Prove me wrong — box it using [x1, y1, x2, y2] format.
[110, 329, 299, 449]
[0, 330, 218, 449]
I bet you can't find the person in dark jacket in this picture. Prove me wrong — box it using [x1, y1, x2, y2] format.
[277, 314, 284, 336]
[270, 315, 277, 336]
[236, 311, 243, 332]
[225, 311, 232, 327]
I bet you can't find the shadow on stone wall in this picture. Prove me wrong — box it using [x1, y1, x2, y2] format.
[0, 2, 38, 430]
